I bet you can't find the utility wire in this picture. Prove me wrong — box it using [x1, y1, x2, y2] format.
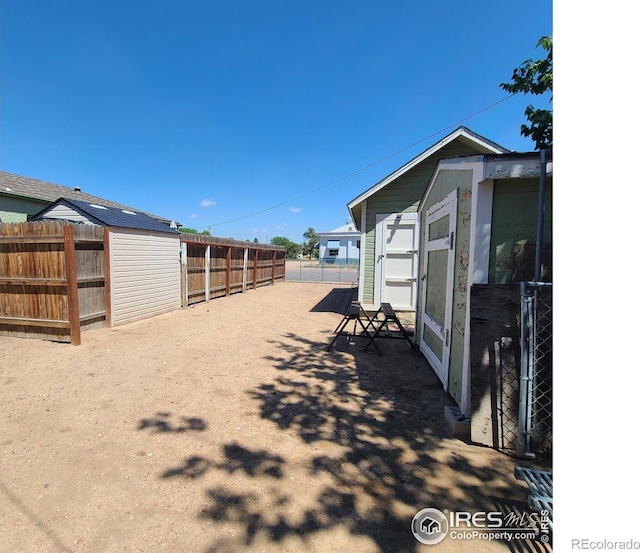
[203, 93, 516, 229]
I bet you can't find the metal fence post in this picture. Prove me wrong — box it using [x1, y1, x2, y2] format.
[518, 281, 553, 459]
[518, 282, 534, 458]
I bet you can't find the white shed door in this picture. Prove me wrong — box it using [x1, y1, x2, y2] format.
[420, 191, 457, 387]
[110, 230, 181, 326]
[375, 213, 419, 311]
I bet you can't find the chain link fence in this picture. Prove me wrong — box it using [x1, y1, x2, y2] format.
[495, 336, 521, 452]
[518, 282, 553, 458]
[285, 259, 359, 284]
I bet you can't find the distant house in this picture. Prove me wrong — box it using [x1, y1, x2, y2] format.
[0, 171, 177, 227]
[317, 223, 360, 266]
[347, 127, 508, 311]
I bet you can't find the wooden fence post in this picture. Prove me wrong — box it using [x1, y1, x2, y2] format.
[242, 247, 248, 293]
[253, 249, 258, 290]
[180, 242, 188, 307]
[226, 246, 232, 296]
[103, 228, 112, 327]
[271, 250, 276, 285]
[63, 225, 81, 345]
[205, 245, 210, 302]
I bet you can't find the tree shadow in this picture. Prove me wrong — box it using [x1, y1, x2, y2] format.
[194, 331, 536, 551]
[138, 412, 208, 433]
[146, 325, 539, 551]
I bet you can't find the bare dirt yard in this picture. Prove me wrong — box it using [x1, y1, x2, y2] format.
[1, 282, 550, 553]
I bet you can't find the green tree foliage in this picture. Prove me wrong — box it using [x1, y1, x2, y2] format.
[179, 227, 212, 235]
[501, 36, 552, 149]
[270, 236, 301, 259]
[303, 227, 319, 259]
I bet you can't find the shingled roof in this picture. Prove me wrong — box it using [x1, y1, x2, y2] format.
[0, 171, 175, 225]
[35, 198, 179, 234]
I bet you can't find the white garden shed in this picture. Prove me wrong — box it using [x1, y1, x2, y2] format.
[35, 197, 181, 327]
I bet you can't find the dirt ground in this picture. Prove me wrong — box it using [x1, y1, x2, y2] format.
[0, 282, 550, 553]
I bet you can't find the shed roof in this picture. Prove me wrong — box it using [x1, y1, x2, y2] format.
[35, 198, 180, 234]
[0, 171, 176, 226]
[347, 126, 508, 229]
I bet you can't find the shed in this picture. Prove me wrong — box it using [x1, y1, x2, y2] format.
[347, 127, 508, 312]
[317, 223, 360, 266]
[35, 197, 181, 327]
[415, 152, 552, 416]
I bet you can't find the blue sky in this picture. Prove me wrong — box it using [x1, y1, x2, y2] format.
[1, 0, 552, 242]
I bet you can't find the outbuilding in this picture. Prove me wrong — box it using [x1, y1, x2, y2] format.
[415, 152, 552, 416]
[35, 197, 181, 327]
[347, 127, 507, 312]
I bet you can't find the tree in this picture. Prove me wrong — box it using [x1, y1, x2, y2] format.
[270, 236, 301, 259]
[302, 227, 319, 259]
[179, 227, 199, 234]
[501, 35, 552, 149]
[179, 227, 212, 236]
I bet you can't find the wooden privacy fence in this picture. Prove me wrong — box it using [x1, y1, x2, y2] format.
[0, 221, 107, 345]
[180, 235, 285, 307]
[0, 222, 286, 344]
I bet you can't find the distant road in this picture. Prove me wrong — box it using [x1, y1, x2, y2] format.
[285, 260, 359, 284]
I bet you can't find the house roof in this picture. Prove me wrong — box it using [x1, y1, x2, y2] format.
[0, 171, 177, 226]
[318, 223, 359, 235]
[346, 126, 509, 229]
[35, 197, 180, 234]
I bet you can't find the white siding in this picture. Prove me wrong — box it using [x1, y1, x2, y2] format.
[110, 229, 181, 326]
[41, 204, 95, 224]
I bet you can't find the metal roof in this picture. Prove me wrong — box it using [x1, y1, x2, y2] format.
[35, 197, 179, 234]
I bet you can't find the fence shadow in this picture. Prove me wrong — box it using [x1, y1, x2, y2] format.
[309, 286, 357, 314]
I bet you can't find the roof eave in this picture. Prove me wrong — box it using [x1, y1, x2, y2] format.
[346, 127, 509, 212]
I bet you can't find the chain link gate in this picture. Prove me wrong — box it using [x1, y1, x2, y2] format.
[518, 281, 553, 458]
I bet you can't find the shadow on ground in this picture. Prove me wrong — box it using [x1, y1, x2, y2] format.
[309, 285, 358, 314]
[141, 288, 550, 552]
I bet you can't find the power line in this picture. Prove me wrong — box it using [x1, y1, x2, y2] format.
[201, 93, 517, 229]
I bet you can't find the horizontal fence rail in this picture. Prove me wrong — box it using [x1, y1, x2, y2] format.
[179, 235, 285, 307]
[0, 221, 106, 344]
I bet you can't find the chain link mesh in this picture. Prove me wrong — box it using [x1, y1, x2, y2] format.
[519, 282, 553, 457]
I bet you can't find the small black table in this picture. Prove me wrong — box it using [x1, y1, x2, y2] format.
[326, 301, 381, 355]
[363, 302, 417, 353]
